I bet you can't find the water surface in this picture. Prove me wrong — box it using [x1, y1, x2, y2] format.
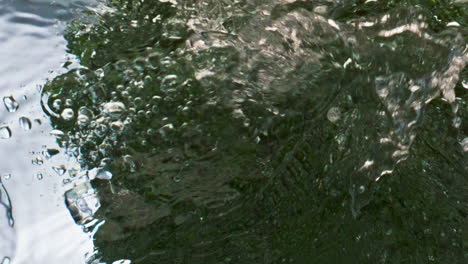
[0, 0, 100, 263]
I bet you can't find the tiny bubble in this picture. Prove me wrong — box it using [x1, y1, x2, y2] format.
[19, 117, 32, 131]
[3, 96, 19, 112]
[0, 126, 12, 139]
[358, 185, 366, 193]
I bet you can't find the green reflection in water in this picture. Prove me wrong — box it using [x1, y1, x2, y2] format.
[43, 1, 466, 263]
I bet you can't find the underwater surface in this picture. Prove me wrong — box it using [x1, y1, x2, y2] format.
[1, 0, 468, 263]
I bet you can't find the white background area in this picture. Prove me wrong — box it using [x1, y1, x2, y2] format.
[0, 0, 101, 263]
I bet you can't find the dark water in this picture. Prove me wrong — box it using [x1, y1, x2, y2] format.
[34, 0, 468, 263]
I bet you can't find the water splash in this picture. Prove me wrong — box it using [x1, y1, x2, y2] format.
[40, 0, 467, 263]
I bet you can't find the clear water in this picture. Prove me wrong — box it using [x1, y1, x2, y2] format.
[1, 0, 467, 264]
[0, 0, 99, 263]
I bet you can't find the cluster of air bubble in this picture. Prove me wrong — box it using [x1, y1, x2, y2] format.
[42, 1, 292, 171]
[41, 0, 467, 263]
[1, 95, 36, 140]
[1, 96, 18, 139]
[42, 0, 467, 218]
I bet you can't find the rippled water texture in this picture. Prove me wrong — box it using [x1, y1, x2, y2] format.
[0, 0, 103, 263]
[42, 0, 467, 263]
[4, 0, 468, 263]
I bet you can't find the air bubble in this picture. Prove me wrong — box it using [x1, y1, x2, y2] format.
[159, 124, 174, 137]
[112, 259, 132, 264]
[116, 85, 125, 91]
[121, 91, 130, 98]
[79, 107, 93, 118]
[19, 117, 32, 131]
[99, 158, 112, 167]
[32, 157, 44, 165]
[461, 138, 468, 152]
[99, 143, 112, 155]
[77, 114, 90, 126]
[151, 95, 162, 102]
[61, 108, 75, 121]
[133, 97, 143, 106]
[110, 121, 124, 131]
[103, 102, 126, 118]
[36, 173, 43, 180]
[145, 111, 152, 119]
[146, 128, 155, 136]
[95, 124, 109, 137]
[148, 52, 160, 68]
[0, 126, 12, 139]
[358, 185, 366, 193]
[3, 96, 19, 112]
[327, 107, 341, 123]
[52, 165, 67, 176]
[68, 168, 79, 178]
[173, 175, 181, 182]
[52, 99, 62, 110]
[95, 68, 105, 78]
[95, 170, 112, 180]
[452, 117, 461, 128]
[49, 129, 65, 137]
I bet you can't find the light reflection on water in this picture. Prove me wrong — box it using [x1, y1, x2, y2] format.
[2, 0, 466, 263]
[38, 0, 466, 263]
[0, 0, 101, 263]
